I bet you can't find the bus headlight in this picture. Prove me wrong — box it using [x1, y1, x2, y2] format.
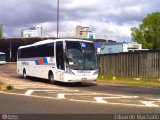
[93, 69, 98, 75]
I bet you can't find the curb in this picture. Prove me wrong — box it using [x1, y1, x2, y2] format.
[0, 84, 13, 91]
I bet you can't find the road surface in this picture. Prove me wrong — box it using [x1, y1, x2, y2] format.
[0, 63, 160, 120]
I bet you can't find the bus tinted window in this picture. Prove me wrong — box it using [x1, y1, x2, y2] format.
[66, 41, 98, 70]
[19, 43, 54, 58]
[56, 41, 64, 70]
[0, 53, 6, 61]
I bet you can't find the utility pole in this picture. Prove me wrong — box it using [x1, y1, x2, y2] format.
[57, 0, 59, 38]
[0, 23, 3, 38]
[9, 41, 12, 62]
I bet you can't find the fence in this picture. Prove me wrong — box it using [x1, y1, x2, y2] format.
[99, 51, 160, 78]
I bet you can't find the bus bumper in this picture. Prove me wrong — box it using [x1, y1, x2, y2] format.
[63, 74, 98, 83]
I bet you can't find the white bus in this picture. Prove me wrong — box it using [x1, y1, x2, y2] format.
[17, 39, 98, 83]
[0, 52, 6, 64]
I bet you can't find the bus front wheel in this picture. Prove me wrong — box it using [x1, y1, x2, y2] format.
[23, 69, 27, 79]
[48, 72, 55, 84]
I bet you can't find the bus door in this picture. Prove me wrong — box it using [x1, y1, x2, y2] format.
[55, 41, 65, 81]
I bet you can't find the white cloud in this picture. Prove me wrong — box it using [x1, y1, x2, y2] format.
[0, 0, 160, 42]
[64, 0, 98, 9]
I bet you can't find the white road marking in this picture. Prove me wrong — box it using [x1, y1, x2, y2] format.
[146, 98, 160, 101]
[68, 98, 147, 107]
[94, 96, 138, 103]
[47, 89, 79, 94]
[25, 89, 65, 96]
[0, 91, 159, 107]
[25, 90, 34, 96]
[25, 89, 80, 96]
[0, 77, 63, 89]
[57, 94, 65, 99]
[94, 97, 107, 103]
[0, 91, 59, 100]
[141, 100, 159, 107]
[95, 96, 138, 99]
[0, 77, 23, 82]
[57, 93, 101, 99]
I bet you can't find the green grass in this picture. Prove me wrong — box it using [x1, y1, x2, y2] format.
[98, 74, 160, 88]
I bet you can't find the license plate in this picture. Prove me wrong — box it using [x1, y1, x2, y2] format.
[81, 78, 87, 81]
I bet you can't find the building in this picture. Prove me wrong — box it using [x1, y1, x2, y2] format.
[100, 42, 148, 54]
[76, 26, 95, 39]
[21, 25, 43, 38]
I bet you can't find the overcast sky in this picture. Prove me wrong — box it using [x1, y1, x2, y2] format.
[0, 0, 160, 42]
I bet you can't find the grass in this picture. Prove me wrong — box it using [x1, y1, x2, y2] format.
[98, 74, 160, 88]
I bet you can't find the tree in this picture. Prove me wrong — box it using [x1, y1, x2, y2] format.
[131, 12, 160, 50]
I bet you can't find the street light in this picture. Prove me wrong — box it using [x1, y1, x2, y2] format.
[57, 0, 59, 38]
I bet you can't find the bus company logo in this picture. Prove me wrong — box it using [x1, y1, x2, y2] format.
[22, 61, 29, 65]
[77, 70, 91, 74]
[2, 114, 8, 120]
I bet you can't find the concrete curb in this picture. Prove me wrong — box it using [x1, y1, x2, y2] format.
[0, 84, 13, 91]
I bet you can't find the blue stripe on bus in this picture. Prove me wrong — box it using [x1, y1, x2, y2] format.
[19, 57, 48, 65]
[43, 58, 48, 64]
[35, 60, 39, 65]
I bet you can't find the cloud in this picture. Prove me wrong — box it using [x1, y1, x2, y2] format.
[0, 0, 160, 42]
[0, 0, 56, 26]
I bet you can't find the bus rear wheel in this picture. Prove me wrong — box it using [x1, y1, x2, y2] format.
[23, 69, 27, 79]
[48, 72, 55, 84]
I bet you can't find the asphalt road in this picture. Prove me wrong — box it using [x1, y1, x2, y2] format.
[1, 63, 160, 97]
[0, 92, 160, 120]
[0, 63, 160, 119]
[2, 92, 159, 114]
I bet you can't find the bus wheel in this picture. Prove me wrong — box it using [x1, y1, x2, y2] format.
[23, 69, 27, 79]
[48, 72, 54, 84]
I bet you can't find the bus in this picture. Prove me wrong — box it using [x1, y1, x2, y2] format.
[17, 39, 98, 83]
[0, 52, 6, 64]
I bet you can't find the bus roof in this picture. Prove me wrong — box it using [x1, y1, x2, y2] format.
[18, 39, 93, 49]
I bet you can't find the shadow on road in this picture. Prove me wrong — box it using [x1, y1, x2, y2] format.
[19, 76, 97, 87]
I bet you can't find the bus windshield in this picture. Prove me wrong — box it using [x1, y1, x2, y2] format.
[66, 41, 98, 70]
[0, 54, 5, 61]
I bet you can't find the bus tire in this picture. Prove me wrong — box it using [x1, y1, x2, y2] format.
[48, 71, 55, 84]
[23, 69, 27, 79]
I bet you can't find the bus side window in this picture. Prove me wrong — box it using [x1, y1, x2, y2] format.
[18, 49, 21, 58]
[56, 41, 64, 70]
